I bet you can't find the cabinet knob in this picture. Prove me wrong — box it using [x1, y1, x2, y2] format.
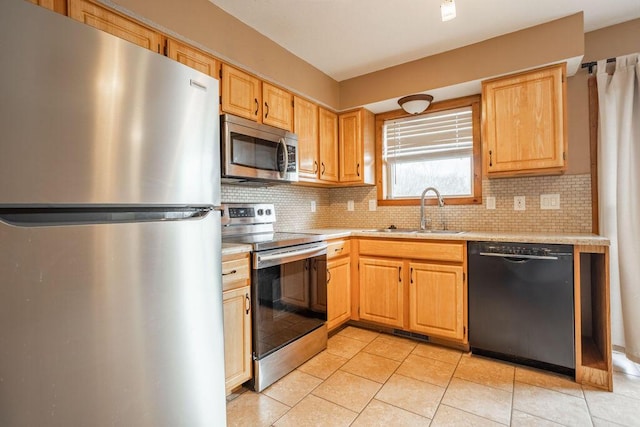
[321, 162, 326, 176]
[357, 163, 360, 177]
[489, 150, 493, 167]
[254, 99, 259, 116]
[245, 293, 251, 315]
[264, 102, 269, 118]
[222, 269, 237, 276]
[314, 160, 319, 174]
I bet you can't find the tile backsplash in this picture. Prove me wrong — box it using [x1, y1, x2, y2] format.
[222, 173, 593, 234]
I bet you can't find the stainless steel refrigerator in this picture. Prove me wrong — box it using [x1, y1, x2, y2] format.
[0, 2, 226, 425]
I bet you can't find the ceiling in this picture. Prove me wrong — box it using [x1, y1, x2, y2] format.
[208, 0, 640, 82]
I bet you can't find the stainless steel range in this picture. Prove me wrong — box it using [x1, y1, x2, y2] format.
[221, 203, 328, 392]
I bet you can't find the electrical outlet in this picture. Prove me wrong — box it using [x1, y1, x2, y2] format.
[347, 200, 355, 211]
[368, 199, 377, 211]
[540, 194, 560, 210]
[486, 196, 496, 210]
[514, 196, 526, 211]
[310, 200, 316, 213]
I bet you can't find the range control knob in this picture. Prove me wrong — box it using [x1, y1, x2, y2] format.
[265, 209, 272, 216]
[257, 209, 264, 216]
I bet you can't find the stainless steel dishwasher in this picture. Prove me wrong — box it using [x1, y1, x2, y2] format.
[468, 241, 575, 375]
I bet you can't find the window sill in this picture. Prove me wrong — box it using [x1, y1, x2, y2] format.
[378, 196, 482, 207]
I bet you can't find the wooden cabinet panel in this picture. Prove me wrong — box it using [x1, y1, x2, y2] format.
[359, 257, 404, 328]
[358, 239, 464, 263]
[166, 39, 219, 78]
[338, 108, 375, 184]
[294, 96, 320, 180]
[29, 0, 66, 14]
[223, 285, 252, 393]
[221, 64, 261, 121]
[482, 63, 567, 177]
[319, 108, 339, 183]
[327, 239, 350, 260]
[222, 253, 250, 291]
[409, 262, 464, 340]
[68, 0, 162, 53]
[262, 82, 293, 131]
[327, 256, 351, 330]
[339, 110, 362, 183]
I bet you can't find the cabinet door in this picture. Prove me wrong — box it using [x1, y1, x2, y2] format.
[339, 110, 363, 183]
[359, 257, 404, 328]
[482, 64, 566, 176]
[166, 39, 219, 78]
[263, 83, 293, 131]
[28, 0, 66, 14]
[221, 64, 261, 121]
[327, 256, 351, 331]
[223, 285, 252, 393]
[409, 262, 464, 341]
[294, 97, 320, 180]
[68, 0, 162, 53]
[319, 108, 339, 183]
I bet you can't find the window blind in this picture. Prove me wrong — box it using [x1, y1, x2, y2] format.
[383, 106, 473, 163]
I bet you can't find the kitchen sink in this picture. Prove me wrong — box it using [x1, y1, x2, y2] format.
[415, 230, 465, 234]
[372, 228, 417, 233]
[371, 228, 465, 235]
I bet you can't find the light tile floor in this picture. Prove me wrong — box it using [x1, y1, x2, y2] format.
[226, 327, 640, 426]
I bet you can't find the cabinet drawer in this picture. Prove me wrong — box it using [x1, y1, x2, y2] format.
[358, 239, 464, 263]
[327, 239, 350, 259]
[222, 254, 250, 291]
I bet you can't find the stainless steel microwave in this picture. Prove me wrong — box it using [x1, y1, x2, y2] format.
[221, 114, 298, 184]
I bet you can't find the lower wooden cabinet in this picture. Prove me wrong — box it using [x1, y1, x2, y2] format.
[409, 262, 465, 341]
[358, 257, 404, 328]
[327, 256, 351, 330]
[356, 239, 468, 343]
[222, 253, 252, 394]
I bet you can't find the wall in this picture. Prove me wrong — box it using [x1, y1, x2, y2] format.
[105, 0, 340, 109]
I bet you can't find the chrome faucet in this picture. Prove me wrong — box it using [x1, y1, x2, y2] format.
[420, 187, 445, 230]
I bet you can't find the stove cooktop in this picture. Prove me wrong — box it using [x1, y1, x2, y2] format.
[222, 231, 325, 251]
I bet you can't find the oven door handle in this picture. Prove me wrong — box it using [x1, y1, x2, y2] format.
[255, 243, 328, 268]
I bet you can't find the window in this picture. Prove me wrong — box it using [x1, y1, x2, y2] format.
[376, 96, 481, 206]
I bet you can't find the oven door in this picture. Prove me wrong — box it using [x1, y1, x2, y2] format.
[252, 242, 327, 359]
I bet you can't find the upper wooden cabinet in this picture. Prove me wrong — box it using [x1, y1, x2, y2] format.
[166, 39, 219, 78]
[294, 96, 319, 180]
[319, 108, 340, 183]
[339, 108, 375, 185]
[221, 64, 261, 121]
[262, 82, 293, 131]
[28, 0, 66, 14]
[68, 0, 162, 53]
[482, 63, 567, 177]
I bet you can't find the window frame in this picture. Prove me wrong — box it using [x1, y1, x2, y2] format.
[375, 95, 482, 206]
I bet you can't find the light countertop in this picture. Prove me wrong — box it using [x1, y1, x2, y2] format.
[300, 228, 610, 246]
[222, 242, 252, 256]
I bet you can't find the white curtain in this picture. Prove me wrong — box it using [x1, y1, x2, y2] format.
[597, 54, 640, 363]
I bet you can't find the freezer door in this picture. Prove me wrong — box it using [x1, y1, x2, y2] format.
[0, 213, 226, 426]
[0, 1, 219, 206]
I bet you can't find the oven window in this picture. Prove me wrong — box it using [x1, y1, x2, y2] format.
[253, 254, 327, 358]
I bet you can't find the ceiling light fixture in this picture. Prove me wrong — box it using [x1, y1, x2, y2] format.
[441, 0, 456, 22]
[398, 94, 434, 115]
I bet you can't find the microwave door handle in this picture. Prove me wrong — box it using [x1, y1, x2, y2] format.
[278, 137, 288, 178]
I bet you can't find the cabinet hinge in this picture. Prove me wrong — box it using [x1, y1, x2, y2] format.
[291, 99, 294, 108]
[163, 40, 168, 56]
[219, 68, 222, 79]
[463, 272, 466, 282]
[463, 326, 467, 337]
[563, 152, 567, 160]
[219, 95, 222, 105]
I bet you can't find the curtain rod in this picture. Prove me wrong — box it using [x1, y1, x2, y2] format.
[581, 57, 616, 74]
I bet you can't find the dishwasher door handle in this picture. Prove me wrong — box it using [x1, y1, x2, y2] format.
[478, 252, 558, 261]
